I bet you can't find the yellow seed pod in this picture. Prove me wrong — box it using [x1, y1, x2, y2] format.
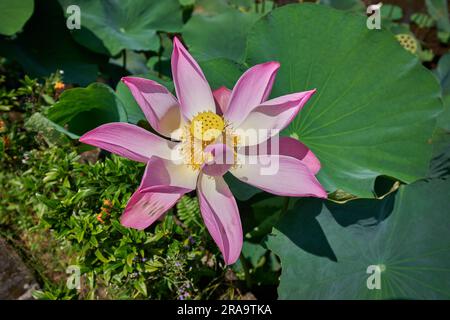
[395, 34, 418, 54]
[190, 111, 224, 141]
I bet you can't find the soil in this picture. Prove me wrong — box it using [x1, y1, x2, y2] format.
[0, 237, 39, 299]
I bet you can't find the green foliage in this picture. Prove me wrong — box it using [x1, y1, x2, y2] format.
[108, 51, 149, 75]
[411, 12, 435, 29]
[35, 149, 202, 298]
[234, 241, 280, 291]
[179, 0, 196, 7]
[381, 5, 403, 21]
[46, 83, 127, 137]
[0, 0, 34, 36]
[436, 53, 450, 129]
[0, 0, 105, 86]
[436, 53, 450, 99]
[0, 138, 237, 299]
[266, 177, 450, 299]
[244, 196, 286, 242]
[246, 4, 442, 198]
[0, 72, 64, 168]
[224, 172, 262, 201]
[176, 195, 202, 228]
[25, 113, 75, 145]
[199, 58, 247, 90]
[0, 74, 40, 111]
[319, 0, 364, 12]
[58, 0, 183, 56]
[425, 0, 450, 43]
[430, 53, 450, 178]
[0, 72, 240, 300]
[183, 9, 258, 62]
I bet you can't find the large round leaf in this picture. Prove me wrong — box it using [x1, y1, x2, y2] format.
[193, 0, 235, 16]
[183, 9, 259, 62]
[0, 0, 104, 85]
[0, 0, 34, 36]
[58, 0, 183, 56]
[199, 58, 247, 90]
[246, 4, 442, 198]
[320, 0, 364, 11]
[429, 128, 450, 179]
[429, 54, 450, 178]
[266, 178, 450, 299]
[435, 53, 450, 131]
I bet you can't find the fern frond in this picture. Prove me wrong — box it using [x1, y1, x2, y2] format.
[176, 195, 201, 227]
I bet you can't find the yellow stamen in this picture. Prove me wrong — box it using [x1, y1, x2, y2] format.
[179, 111, 239, 171]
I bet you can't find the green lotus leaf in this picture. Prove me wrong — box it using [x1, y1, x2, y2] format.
[267, 178, 450, 299]
[246, 4, 442, 197]
[0, 0, 34, 36]
[199, 58, 247, 90]
[183, 9, 259, 62]
[0, 0, 104, 85]
[58, 0, 183, 56]
[320, 0, 364, 11]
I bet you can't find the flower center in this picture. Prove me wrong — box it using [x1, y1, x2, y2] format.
[189, 111, 225, 142]
[179, 111, 238, 171]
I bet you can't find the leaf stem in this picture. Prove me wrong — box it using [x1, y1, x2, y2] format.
[122, 50, 127, 70]
[239, 252, 252, 289]
[280, 197, 290, 217]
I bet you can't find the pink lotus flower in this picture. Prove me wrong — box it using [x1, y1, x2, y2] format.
[79, 37, 326, 265]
